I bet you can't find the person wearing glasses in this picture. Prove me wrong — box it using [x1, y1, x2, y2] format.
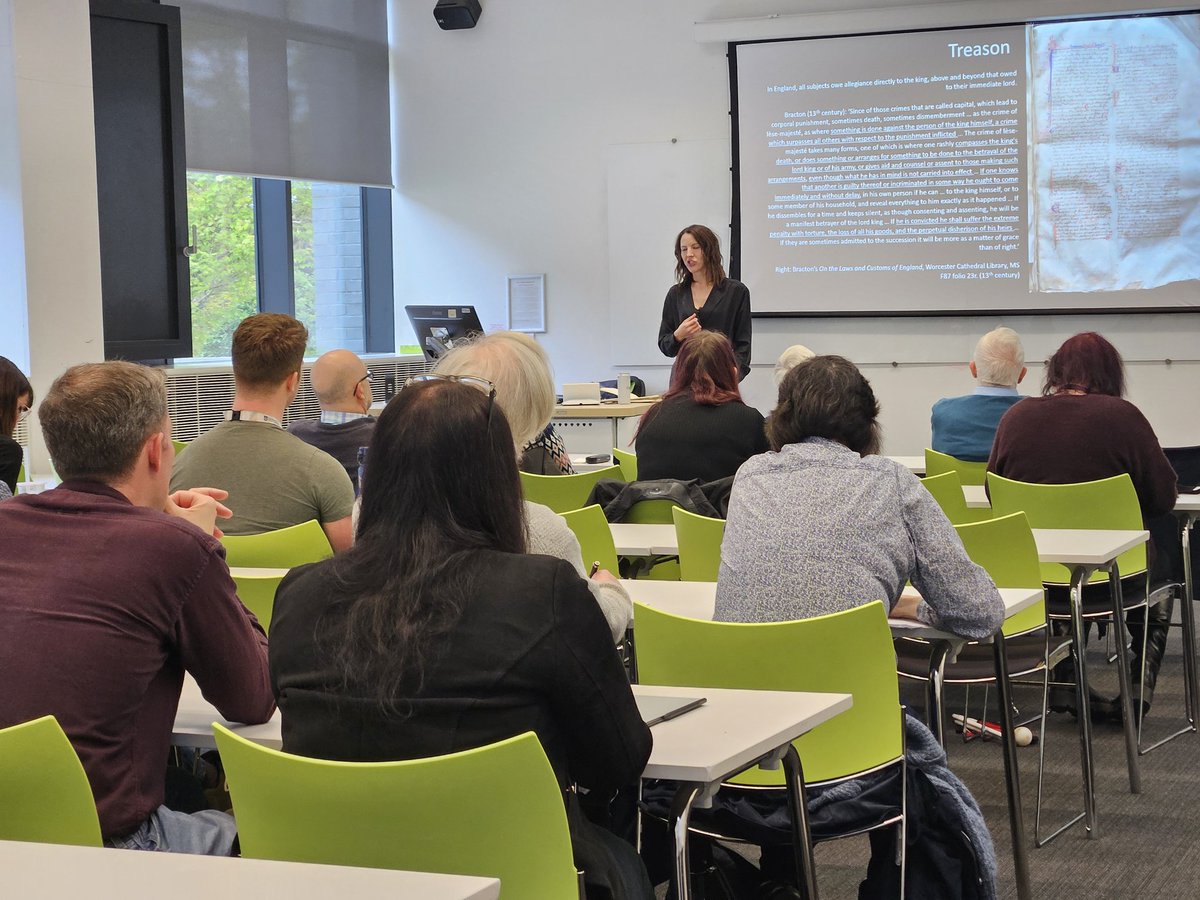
[288, 350, 376, 493]
[270, 379, 654, 899]
[430, 332, 632, 641]
[0, 356, 33, 495]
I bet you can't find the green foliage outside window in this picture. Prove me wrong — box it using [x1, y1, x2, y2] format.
[187, 172, 257, 358]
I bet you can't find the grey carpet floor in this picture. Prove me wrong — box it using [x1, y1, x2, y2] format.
[656, 621, 1200, 898]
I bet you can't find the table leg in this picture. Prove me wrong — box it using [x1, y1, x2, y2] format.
[667, 783, 701, 900]
[781, 744, 820, 900]
[992, 631, 1031, 900]
[1068, 564, 1098, 837]
[1182, 517, 1199, 725]
[1106, 562, 1141, 794]
[925, 639, 952, 747]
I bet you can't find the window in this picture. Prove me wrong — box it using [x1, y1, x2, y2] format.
[185, 172, 396, 360]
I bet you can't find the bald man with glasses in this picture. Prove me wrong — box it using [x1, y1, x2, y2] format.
[288, 349, 377, 493]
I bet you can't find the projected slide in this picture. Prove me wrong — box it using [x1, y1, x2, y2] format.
[733, 15, 1200, 315]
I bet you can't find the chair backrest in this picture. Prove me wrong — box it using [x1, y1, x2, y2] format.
[220, 520, 333, 569]
[622, 498, 679, 524]
[520, 465, 623, 513]
[920, 471, 989, 525]
[232, 573, 287, 633]
[213, 725, 578, 896]
[954, 512, 1045, 636]
[16, 462, 25, 484]
[987, 472, 1147, 584]
[560, 504, 620, 573]
[0, 716, 102, 846]
[172, 439, 189, 456]
[612, 447, 638, 482]
[633, 601, 902, 785]
[925, 448, 987, 486]
[672, 507, 725, 582]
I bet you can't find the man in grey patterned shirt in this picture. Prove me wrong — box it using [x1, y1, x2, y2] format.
[714, 355, 1004, 640]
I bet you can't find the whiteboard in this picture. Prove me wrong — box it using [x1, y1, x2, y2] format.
[606, 139, 730, 368]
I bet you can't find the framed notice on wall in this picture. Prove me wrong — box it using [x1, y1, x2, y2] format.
[507, 274, 546, 332]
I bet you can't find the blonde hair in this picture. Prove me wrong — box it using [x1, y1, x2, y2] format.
[433, 331, 556, 448]
[773, 344, 816, 386]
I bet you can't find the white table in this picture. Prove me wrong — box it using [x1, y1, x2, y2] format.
[229, 567, 291, 579]
[885, 455, 926, 475]
[1028, 527, 1148, 843]
[610, 522, 678, 556]
[551, 401, 649, 456]
[0, 839, 500, 899]
[173, 680, 848, 900]
[623, 578, 1041, 900]
[640, 685, 851, 900]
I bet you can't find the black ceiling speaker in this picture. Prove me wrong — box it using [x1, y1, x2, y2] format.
[434, 0, 481, 30]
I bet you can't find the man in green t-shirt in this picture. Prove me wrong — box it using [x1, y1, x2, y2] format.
[171, 314, 354, 551]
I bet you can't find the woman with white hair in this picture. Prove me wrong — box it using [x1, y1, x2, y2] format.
[773, 343, 816, 386]
[433, 332, 632, 640]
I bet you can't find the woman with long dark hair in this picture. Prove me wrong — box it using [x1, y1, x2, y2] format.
[0, 357, 33, 494]
[269, 378, 653, 898]
[657, 224, 752, 380]
[989, 332, 1178, 719]
[635, 331, 768, 483]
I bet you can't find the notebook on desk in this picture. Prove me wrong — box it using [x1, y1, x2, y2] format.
[636, 694, 707, 726]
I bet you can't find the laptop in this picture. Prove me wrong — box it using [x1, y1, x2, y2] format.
[635, 694, 707, 727]
[561, 382, 603, 406]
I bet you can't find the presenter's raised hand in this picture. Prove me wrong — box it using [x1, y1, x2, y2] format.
[673, 313, 702, 342]
[167, 486, 232, 538]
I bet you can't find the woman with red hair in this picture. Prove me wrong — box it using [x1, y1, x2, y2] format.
[989, 332, 1177, 719]
[635, 331, 768, 483]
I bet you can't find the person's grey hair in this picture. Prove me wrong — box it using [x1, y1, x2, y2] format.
[973, 326, 1025, 387]
[774, 344, 816, 386]
[433, 331, 556, 448]
[39, 361, 169, 482]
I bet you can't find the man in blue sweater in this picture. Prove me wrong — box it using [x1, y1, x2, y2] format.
[931, 326, 1026, 462]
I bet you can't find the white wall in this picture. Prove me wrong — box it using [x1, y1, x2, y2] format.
[389, 0, 1200, 453]
[3, 0, 104, 474]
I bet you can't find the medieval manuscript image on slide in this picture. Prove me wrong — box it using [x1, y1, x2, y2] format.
[1030, 16, 1200, 292]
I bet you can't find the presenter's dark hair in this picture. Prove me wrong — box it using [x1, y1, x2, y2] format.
[1043, 332, 1125, 398]
[768, 355, 881, 456]
[326, 379, 527, 712]
[674, 224, 726, 287]
[0, 356, 33, 437]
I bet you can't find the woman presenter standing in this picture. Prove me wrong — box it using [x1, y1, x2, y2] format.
[657, 225, 752, 380]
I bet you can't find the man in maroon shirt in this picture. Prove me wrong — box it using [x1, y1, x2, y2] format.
[0, 361, 275, 853]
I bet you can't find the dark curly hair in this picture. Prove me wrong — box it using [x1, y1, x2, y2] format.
[767, 355, 881, 456]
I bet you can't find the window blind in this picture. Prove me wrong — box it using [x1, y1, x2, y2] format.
[177, 0, 391, 187]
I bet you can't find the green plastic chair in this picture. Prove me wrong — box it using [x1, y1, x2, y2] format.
[172, 439, 189, 456]
[560, 504, 620, 574]
[520, 465, 623, 513]
[220, 520, 333, 569]
[232, 572, 287, 634]
[987, 473, 1146, 588]
[920, 470, 990, 525]
[214, 725, 579, 896]
[612, 447, 638, 481]
[925, 448, 987, 486]
[0, 716, 102, 846]
[16, 462, 25, 484]
[672, 507, 725, 582]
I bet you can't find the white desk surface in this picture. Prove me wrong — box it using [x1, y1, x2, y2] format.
[570, 454, 616, 474]
[174, 680, 848, 792]
[610, 522, 679, 556]
[0, 839, 500, 900]
[636, 684, 851, 784]
[229, 567, 291, 579]
[886, 455, 926, 474]
[1030, 529, 1148, 566]
[622, 579, 1042, 634]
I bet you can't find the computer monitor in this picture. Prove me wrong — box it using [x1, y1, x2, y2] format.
[404, 305, 485, 363]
